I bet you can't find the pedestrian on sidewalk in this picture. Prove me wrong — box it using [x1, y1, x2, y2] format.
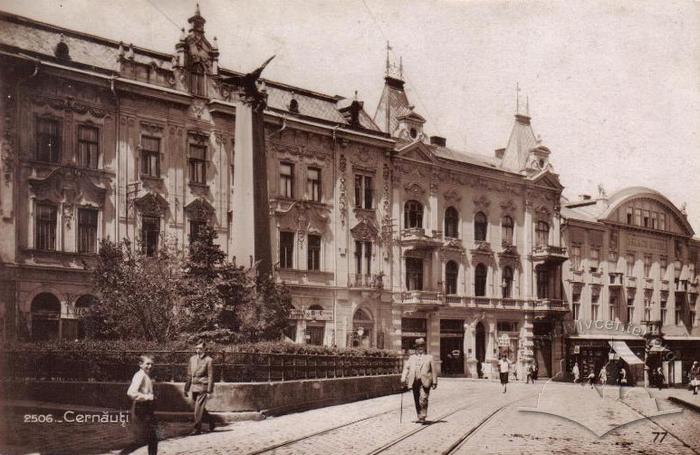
[690, 361, 700, 395]
[400, 338, 437, 424]
[498, 356, 511, 393]
[526, 363, 535, 384]
[587, 371, 595, 389]
[120, 355, 158, 455]
[184, 341, 215, 435]
[599, 366, 607, 387]
[617, 366, 627, 386]
[655, 367, 665, 390]
[572, 362, 580, 384]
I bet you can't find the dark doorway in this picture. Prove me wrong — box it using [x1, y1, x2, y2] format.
[534, 338, 552, 377]
[475, 321, 486, 378]
[31, 293, 61, 340]
[440, 337, 464, 375]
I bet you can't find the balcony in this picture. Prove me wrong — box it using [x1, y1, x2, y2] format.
[400, 228, 443, 249]
[568, 268, 584, 284]
[589, 270, 603, 285]
[660, 279, 669, 292]
[643, 277, 654, 290]
[608, 273, 623, 287]
[532, 298, 567, 311]
[444, 295, 463, 305]
[625, 276, 637, 288]
[401, 290, 443, 307]
[348, 273, 384, 290]
[675, 280, 688, 293]
[499, 241, 519, 259]
[530, 245, 567, 263]
[470, 240, 494, 259]
[278, 268, 334, 286]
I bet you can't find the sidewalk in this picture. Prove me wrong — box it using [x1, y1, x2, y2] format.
[652, 387, 700, 413]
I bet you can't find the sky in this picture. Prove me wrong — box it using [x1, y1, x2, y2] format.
[3, 0, 699, 231]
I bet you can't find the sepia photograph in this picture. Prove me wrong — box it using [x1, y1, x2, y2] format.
[0, 0, 698, 453]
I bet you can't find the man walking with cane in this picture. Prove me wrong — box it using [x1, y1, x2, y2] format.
[184, 342, 215, 435]
[400, 338, 437, 424]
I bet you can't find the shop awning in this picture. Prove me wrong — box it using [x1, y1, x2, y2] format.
[608, 341, 644, 365]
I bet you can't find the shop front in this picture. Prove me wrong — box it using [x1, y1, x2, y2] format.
[566, 337, 645, 385]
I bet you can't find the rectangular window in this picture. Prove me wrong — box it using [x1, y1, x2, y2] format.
[307, 234, 321, 271]
[626, 254, 635, 276]
[77, 208, 98, 253]
[406, 257, 423, 291]
[642, 210, 650, 228]
[189, 220, 206, 243]
[634, 208, 642, 226]
[589, 248, 600, 272]
[643, 293, 651, 321]
[280, 163, 294, 198]
[660, 298, 667, 325]
[659, 214, 666, 231]
[307, 167, 321, 202]
[644, 255, 652, 278]
[279, 231, 294, 269]
[572, 290, 581, 320]
[354, 174, 373, 209]
[675, 306, 682, 325]
[497, 321, 518, 332]
[78, 125, 99, 169]
[571, 245, 582, 271]
[626, 207, 633, 224]
[141, 136, 160, 178]
[660, 257, 667, 278]
[651, 212, 658, 229]
[609, 294, 618, 320]
[354, 241, 372, 276]
[35, 203, 57, 251]
[609, 250, 618, 262]
[591, 303, 599, 321]
[189, 145, 206, 184]
[141, 216, 160, 256]
[627, 295, 635, 323]
[36, 118, 60, 163]
[190, 71, 205, 97]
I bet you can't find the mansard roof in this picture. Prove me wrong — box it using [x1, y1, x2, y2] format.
[500, 114, 538, 172]
[0, 10, 381, 133]
[562, 186, 694, 237]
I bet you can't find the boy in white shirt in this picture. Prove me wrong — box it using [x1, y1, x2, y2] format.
[121, 355, 158, 455]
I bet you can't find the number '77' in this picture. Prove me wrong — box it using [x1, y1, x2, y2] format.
[652, 431, 668, 443]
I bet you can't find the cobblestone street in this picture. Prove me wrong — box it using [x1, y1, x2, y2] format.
[127, 379, 698, 455]
[3, 379, 699, 454]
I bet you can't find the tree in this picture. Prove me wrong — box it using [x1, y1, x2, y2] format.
[86, 238, 184, 342]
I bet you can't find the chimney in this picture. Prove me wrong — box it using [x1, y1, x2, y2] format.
[430, 136, 446, 147]
[495, 148, 505, 159]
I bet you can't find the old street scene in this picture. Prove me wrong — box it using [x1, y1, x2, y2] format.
[0, 1, 699, 454]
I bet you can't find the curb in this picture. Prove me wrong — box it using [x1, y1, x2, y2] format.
[668, 396, 700, 413]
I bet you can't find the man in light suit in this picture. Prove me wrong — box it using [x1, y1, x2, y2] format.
[400, 338, 438, 423]
[184, 342, 215, 435]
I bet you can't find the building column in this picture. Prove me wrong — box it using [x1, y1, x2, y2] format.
[464, 319, 477, 377]
[524, 205, 533, 299]
[428, 312, 441, 375]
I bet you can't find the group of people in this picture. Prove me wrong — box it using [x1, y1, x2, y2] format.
[120, 342, 215, 455]
[571, 361, 625, 389]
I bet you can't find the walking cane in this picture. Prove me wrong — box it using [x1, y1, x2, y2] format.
[399, 386, 404, 424]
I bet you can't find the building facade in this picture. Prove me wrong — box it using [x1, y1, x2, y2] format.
[561, 189, 700, 385]
[0, 9, 697, 382]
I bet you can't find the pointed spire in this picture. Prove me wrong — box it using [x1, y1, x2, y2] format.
[385, 41, 391, 74]
[515, 82, 520, 115]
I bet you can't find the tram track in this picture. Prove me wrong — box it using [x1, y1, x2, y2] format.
[244, 390, 474, 455]
[617, 394, 700, 455]
[365, 393, 531, 455]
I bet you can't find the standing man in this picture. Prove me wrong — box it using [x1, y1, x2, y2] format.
[572, 361, 581, 384]
[690, 361, 700, 395]
[526, 362, 535, 384]
[184, 342, 215, 435]
[498, 356, 510, 393]
[120, 355, 158, 455]
[400, 338, 438, 423]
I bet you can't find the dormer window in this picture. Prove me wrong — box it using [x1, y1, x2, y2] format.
[190, 64, 206, 97]
[410, 128, 417, 139]
[289, 98, 299, 113]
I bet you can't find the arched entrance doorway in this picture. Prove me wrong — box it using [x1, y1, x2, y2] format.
[475, 321, 486, 378]
[352, 308, 374, 348]
[31, 293, 61, 340]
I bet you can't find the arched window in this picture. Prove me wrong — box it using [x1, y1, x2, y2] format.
[474, 212, 487, 241]
[536, 221, 549, 247]
[501, 216, 514, 246]
[445, 261, 459, 295]
[444, 207, 459, 238]
[502, 266, 513, 298]
[31, 293, 61, 341]
[404, 200, 423, 229]
[475, 263, 487, 297]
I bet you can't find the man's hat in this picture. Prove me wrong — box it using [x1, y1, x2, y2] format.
[414, 338, 425, 347]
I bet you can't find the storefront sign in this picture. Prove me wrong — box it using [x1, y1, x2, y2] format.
[498, 334, 510, 347]
[289, 309, 333, 321]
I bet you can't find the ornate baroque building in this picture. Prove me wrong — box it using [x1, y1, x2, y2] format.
[0, 9, 697, 382]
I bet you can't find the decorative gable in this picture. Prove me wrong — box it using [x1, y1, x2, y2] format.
[397, 142, 433, 163]
[351, 219, 379, 242]
[134, 192, 169, 217]
[185, 198, 215, 221]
